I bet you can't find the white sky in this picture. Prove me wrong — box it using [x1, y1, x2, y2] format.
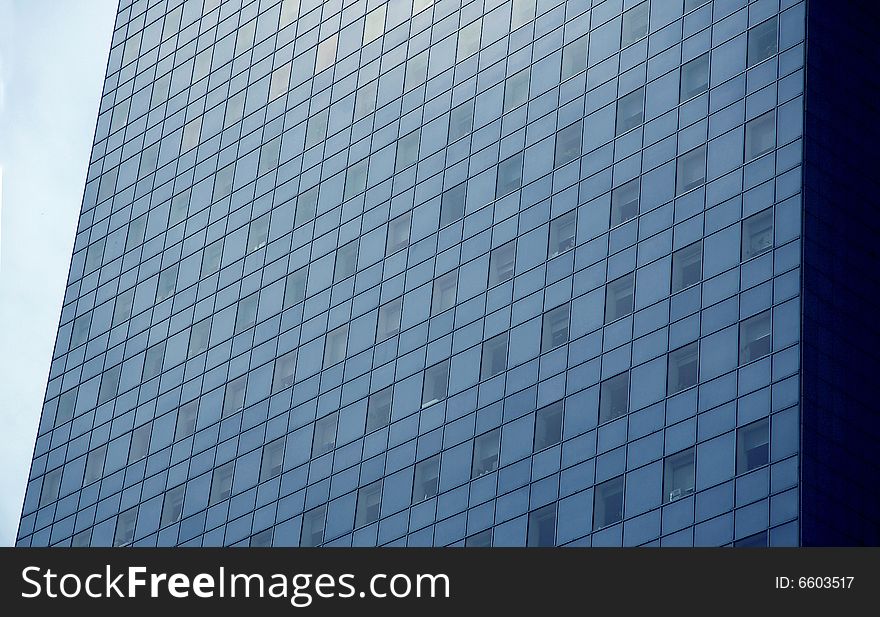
[0, 0, 117, 546]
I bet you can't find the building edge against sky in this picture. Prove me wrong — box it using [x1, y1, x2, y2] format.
[15, 0, 879, 547]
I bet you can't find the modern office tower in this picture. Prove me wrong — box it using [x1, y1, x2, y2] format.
[16, 0, 879, 548]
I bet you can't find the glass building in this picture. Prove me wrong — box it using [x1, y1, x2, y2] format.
[16, 0, 879, 547]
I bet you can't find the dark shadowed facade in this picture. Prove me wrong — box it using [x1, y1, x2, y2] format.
[16, 0, 879, 547]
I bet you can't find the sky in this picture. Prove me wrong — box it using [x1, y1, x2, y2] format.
[0, 0, 117, 546]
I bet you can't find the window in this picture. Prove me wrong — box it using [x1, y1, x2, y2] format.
[363, 5, 386, 44]
[561, 36, 587, 79]
[548, 211, 577, 257]
[621, 1, 649, 47]
[412, 456, 440, 502]
[511, 0, 536, 29]
[414, 0, 434, 14]
[616, 87, 644, 135]
[324, 324, 348, 367]
[422, 360, 449, 408]
[97, 365, 121, 405]
[737, 418, 770, 474]
[377, 297, 403, 341]
[355, 480, 382, 527]
[534, 401, 563, 450]
[334, 241, 358, 281]
[605, 273, 635, 322]
[156, 266, 177, 302]
[745, 111, 776, 161]
[247, 214, 269, 252]
[594, 476, 624, 529]
[541, 304, 570, 352]
[664, 448, 695, 503]
[431, 271, 457, 315]
[472, 429, 500, 478]
[503, 68, 530, 112]
[354, 80, 378, 119]
[295, 186, 318, 227]
[251, 529, 273, 547]
[209, 461, 234, 505]
[272, 350, 296, 392]
[672, 242, 702, 292]
[489, 241, 515, 286]
[747, 17, 777, 67]
[300, 506, 326, 547]
[188, 318, 211, 357]
[235, 294, 258, 333]
[128, 424, 151, 462]
[386, 212, 411, 255]
[680, 53, 709, 101]
[114, 508, 137, 546]
[312, 412, 338, 456]
[143, 343, 165, 381]
[39, 468, 61, 507]
[84, 446, 106, 485]
[740, 310, 771, 364]
[260, 438, 285, 481]
[496, 152, 523, 197]
[268, 63, 291, 101]
[555, 121, 582, 166]
[668, 342, 699, 394]
[684, 0, 709, 11]
[466, 529, 492, 547]
[481, 334, 508, 379]
[599, 372, 630, 423]
[610, 179, 639, 226]
[735, 531, 769, 547]
[742, 209, 774, 260]
[676, 145, 706, 194]
[449, 102, 473, 141]
[315, 34, 337, 73]
[366, 387, 392, 432]
[527, 504, 556, 547]
[283, 268, 307, 308]
[223, 376, 246, 417]
[457, 19, 481, 61]
[160, 485, 185, 526]
[395, 130, 420, 172]
[55, 391, 75, 427]
[440, 182, 466, 227]
[174, 400, 197, 440]
[344, 158, 368, 198]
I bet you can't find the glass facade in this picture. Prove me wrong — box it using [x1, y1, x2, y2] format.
[18, 0, 824, 548]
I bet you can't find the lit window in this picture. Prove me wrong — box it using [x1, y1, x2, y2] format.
[671, 241, 702, 292]
[548, 211, 577, 257]
[355, 480, 382, 527]
[363, 5, 386, 45]
[114, 508, 137, 546]
[680, 53, 709, 101]
[386, 212, 411, 255]
[664, 448, 695, 503]
[534, 401, 563, 450]
[745, 111, 776, 161]
[301, 506, 326, 547]
[747, 17, 777, 67]
[605, 273, 635, 322]
[315, 34, 337, 73]
[488, 241, 515, 287]
[616, 87, 644, 135]
[527, 504, 557, 547]
[496, 152, 523, 197]
[312, 412, 338, 457]
[541, 304, 570, 352]
[621, 1, 649, 47]
[740, 310, 771, 364]
[431, 271, 457, 315]
[472, 429, 500, 478]
[334, 240, 358, 281]
[209, 461, 234, 505]
[555, 121, 582, 166]
[668, 342, 699, 394]
[422, 360, 449, 408]
[737, 418, 770, 474]
[676, 145, 706, 194]
[366, 387, 393, 432]
[160, 485, 185, 526]
[260, 437, 285, 481]
[377, 297, 403, 342]
[594, 476, 624, 529]
[599, 372, 630, 423]
[440, 182, 466, 227]
[742, 209, 774, 260]
[611, 179, 639, 226]
[503, 68, 530, 112]
[323, 325, 348, 367]
[481, 333, 508, 379]
[412, 456, 440, 502]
